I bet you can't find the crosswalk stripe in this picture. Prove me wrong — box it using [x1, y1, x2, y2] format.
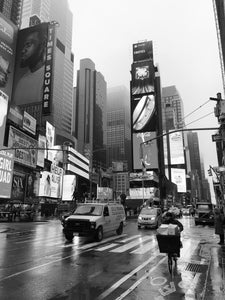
[130, 238, 157, 254]
[118, 235, 141, 243]
[95, 243, 118, 251]
[110, 236, 152, 253]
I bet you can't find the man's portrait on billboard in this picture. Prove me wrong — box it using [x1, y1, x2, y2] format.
[12, 23, 48, 106]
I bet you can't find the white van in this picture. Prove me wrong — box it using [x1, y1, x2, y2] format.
[62, 200, 126, 242]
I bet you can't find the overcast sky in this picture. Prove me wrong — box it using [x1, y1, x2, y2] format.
[68, 0, 223, 201]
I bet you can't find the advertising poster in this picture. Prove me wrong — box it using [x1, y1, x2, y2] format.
[23, 111, 36, 135]
[7, 104, 23, 127]
[37, 135, 46, 167]
[0, 90, 8, 146]
[169, 131, 185, 165]
[62, 175, 76, 201]
[133, 41, 153, 62]
[131, 61, 155, 96]
[11, 23, 55, 115]
[39, 166, 63, 198]
[51, 145, 64, 166]
[0, 149, 14, 198]
[11, 171, 26, 201]
[8, 126, 38, 168]
[132, 132, 158, 170]
[171, 168, 186, 193]
[45, 121, 55, 161]
[131, 94, 156, 132]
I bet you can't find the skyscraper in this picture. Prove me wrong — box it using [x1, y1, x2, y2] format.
[0, 0, 22, 26]
[75, 58, 107, 168]
[17, 0, 74, 141]
[106, 85, 131, 171]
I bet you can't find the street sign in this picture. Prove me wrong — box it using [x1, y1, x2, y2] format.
[212, 134, 222, 142]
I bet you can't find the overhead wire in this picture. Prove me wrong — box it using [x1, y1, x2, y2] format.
[185, 112, 214, 127]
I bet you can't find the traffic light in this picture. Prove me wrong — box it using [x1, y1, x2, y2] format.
[208, 168, 212, 176]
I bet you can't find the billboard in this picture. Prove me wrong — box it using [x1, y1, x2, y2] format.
[7, 104, 23, 127]
[171, 168, 186, 193]
[62, 175, 76, 201]
[23, 111, 36, 135]
[169, 131, 185, 165]
[11, 171, 26, 201]
[8, 126, 38, 168]
[133, 132, 158, 170]
[0, 149, 14, 198]
[131, 61, 155, 96]
[131, 94, 156, 132]
[39, 166, 63, 198]
[37, 135, 46, 167]
[11, 22, 56, 115]
[133, 41, 153, 62]
[0, 13, 18, 147]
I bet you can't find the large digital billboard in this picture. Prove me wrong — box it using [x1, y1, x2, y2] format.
[0, 13, 18, 147]
[131, 94, 156, 132]
[131, 61, 155, 96]
[133, 41, 153, 62]
[11, 22, 55, 115]
[132, 132, 158, 170]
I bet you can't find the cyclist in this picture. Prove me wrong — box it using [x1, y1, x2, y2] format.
[162, 211, 184, 233]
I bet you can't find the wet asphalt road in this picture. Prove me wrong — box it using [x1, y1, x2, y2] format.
[0, 217, 225, 300]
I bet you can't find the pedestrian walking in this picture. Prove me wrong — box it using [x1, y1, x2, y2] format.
[214, 207, 224, 245]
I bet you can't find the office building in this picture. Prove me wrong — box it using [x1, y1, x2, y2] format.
[75, 58, 107, 169]
[17, 0, 74, 141]
[0, 0, 22, 26]
[107, 86, 132, 171]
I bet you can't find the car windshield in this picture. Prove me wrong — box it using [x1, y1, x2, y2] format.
[73, 204, 103, 216]
[197, 205, 211, 210]
[140, 208, 157, 215]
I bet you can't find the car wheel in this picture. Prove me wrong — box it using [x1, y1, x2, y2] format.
[64, 232, 73, 242]
[95, 226, 103, 242]
[116, 222, 123, 235]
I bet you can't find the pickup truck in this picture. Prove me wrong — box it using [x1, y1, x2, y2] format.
[194, 202, 215, 226]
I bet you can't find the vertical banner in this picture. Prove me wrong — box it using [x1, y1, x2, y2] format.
[171, 168, 186, 193]
[11, 172, 26, 201]
[62, 175, 76, 201]
[169, 131, 185, 165]
[37, 135, 46, 167]
[0, 13, 18, 147]
[45, 121, 55, 162]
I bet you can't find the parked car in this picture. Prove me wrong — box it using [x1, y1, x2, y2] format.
[138, 207, 162, 229]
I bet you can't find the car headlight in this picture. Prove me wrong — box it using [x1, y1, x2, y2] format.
[150, 217, 156, 220]
[90, 222, 96, 229]
[138, 216, 142, 220]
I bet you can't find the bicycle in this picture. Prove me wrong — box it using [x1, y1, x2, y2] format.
[156, 234, 181, 276]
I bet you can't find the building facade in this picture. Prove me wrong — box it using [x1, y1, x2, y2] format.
[18, 0, 74, 140]
[106, 86, 132, 171]
[0, 0, 22, 26]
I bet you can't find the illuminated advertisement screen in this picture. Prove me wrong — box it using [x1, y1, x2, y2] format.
[131, 61, 155, 96]
[62, 175, 76, 201]
[8, 126, 38, 168]
[0, 13, 18, 147]
[39, 167, 63, 198]
[133, 41, 153, 62]
[169, 131, 185, 165]
[132, 132, 158, 170]
[171, 168, 186, 193]
[0, 149, 14, 198]
[11, 22, 55, 115]
[131, 94, 156, 132]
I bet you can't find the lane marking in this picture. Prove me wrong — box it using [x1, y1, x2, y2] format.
[95, 243, 118, 251]
[118, 235, 141, 243]
[113, 256, 167, 300]
[97, 254, 166, 300]
[110, 236, 152, 253]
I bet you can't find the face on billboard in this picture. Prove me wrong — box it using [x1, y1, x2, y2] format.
[131, 62, 155, 96]
[12, 23, 48, 106]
